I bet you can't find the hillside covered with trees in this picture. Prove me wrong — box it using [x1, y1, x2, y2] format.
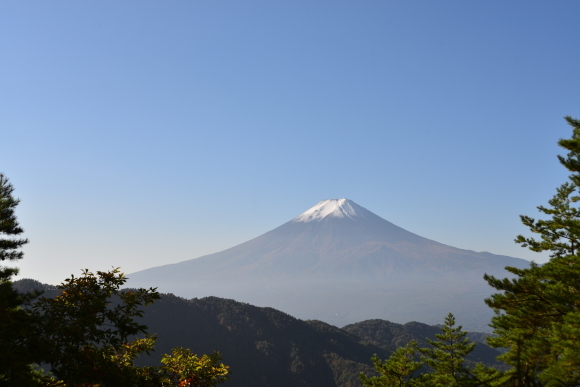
[14, 279, 503, 387]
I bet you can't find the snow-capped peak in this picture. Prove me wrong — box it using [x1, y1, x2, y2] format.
[293, 199, 367, 222]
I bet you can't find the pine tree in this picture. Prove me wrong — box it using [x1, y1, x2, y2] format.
[360, 340, 423, 387]
[0, 173, 40, 385]
[0, 173, 28, 264]
[360, 314, 500, 387]
[418, 313, 475, 386]
[484, 116, 580, 386]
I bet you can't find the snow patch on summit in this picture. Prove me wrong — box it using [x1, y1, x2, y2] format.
[293, 198, 365, 222]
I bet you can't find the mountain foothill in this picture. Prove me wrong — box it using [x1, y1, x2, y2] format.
[14, 279, 504, 387]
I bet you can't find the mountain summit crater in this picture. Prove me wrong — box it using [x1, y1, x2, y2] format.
[292, 198, 368, 222]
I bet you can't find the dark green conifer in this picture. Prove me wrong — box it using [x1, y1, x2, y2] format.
[0, 173, 28, 265]
[418, 313, 475, 386]
[360, 340, 423, 387]
[484, 116, 580, 386]
[360, 313, 500, 387]
[0, 173, 40, 385]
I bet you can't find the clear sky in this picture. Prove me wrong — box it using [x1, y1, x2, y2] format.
[2, 1, 580, 285]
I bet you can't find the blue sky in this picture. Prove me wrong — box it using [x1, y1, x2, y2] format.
[2, 1, 579, 285]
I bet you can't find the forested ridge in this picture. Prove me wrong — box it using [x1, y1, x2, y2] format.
[13, 279, 503, 387]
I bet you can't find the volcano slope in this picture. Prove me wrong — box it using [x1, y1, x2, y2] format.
[128, 199, 530, 331]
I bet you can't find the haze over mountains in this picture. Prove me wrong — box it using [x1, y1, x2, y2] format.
[129, 199, 530, 331]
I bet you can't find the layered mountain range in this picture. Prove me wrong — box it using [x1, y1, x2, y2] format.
[14, 279, 504, 387]
[128, 199, 530, 331]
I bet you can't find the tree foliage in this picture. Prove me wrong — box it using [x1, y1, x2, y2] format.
[160, 348, 230, 387]
[359, 340, 422, 387]
[29, 269, 230, 387]
[0, 173, 42, 386]
[484, 116, 580, 386]
[418, 313, 476, 386]
[0, 173, 28, 264]
[360, 313, 500, 387]
[0, 173, 229, 386]
[32, 268, 161, 386]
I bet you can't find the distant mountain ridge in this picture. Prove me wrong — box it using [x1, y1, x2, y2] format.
[128, 199, 531, 331]
[13, 279, 503, 387]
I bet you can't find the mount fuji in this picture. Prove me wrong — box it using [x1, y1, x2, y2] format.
[128, 199, 530, 331]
